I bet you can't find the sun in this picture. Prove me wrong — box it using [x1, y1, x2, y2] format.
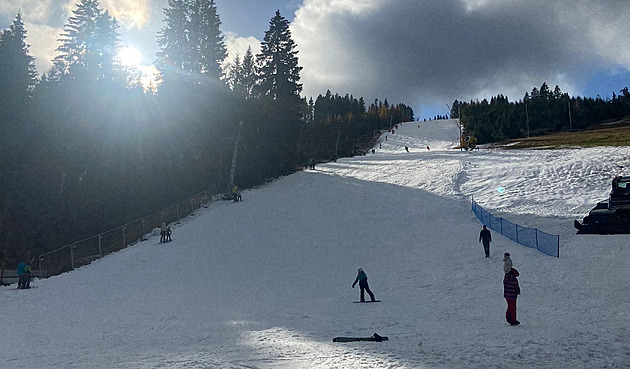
[118, 46, 143, 66]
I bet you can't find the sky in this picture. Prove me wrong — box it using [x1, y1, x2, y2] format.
[2, 120, 629, 368]
[1, 0, 629, 119]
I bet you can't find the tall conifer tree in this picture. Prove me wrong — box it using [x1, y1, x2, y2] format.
[192, 0, 226, 79]
[241, 46, 257, 99]
[157, 0, 227, 82]
[256, 10, 302, 99]
[227, 52, 243, 93]
[51, 0, 121, 82]
[0, 12, 38, 104]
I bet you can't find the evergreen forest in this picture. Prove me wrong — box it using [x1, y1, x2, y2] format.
[452, 82, 630, 144]
[0, 2, 413, 261]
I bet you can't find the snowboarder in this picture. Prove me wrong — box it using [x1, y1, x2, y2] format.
[166, 226, 172, 242]
[16, 259, 30, 289]
[237, 188, 243, 202]
[479, 225, 492, 257]
[405, 146, 409, 153]
[503, 252, 513, 274]
[503, 267, 521, 325]
[160, 222, 167, 243]
[308, 158, 316, 170]
[352, 268, 376, 302]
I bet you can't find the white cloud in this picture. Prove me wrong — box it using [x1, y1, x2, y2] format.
[0, 0, 55, 24]
[291, 0, 630, 112]
[25, 22, 61, 75]
[101, 0, 152, 29]
[223, 32, 261, 70]
[224, 32, 261, 59]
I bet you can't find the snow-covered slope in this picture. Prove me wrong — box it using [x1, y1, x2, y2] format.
[2, 120, 629, 368]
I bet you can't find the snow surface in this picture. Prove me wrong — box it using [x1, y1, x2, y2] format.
[2, 120, 629, 368]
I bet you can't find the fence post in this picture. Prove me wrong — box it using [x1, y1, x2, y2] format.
[557, 236, 560, 258]
[122, 226, 126, 249]
[500, 218, 503, 234]
[535, 229, 539, 252]
[98, 234, 103, 257]
[70, 244, 75, 270]
[141, 220, 145, 240]
[177, 205, 180, 221]
[516, 225, 519, 243]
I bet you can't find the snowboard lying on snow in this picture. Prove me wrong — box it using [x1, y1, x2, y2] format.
[353, 300, 381, 303]
[333, 333, 388, 342]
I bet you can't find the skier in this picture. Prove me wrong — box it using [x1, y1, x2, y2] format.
[352, 268, 376, 302]
[479, 225, 492, 257]
[232, 184, 239, 202]
[160, 222, 167, 243]
[16, 259, 30, 289]
[503, 267, 521, 325]
[166, 226, 172, 242]
[24, 263, 31, 289]
[503, 252, 513, 274]
[308, 158, 316, 170]
[237, 188, 243, 202]
[405, 146, 409, 153]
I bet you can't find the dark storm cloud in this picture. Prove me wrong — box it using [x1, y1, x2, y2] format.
[292, 0, 630, 115]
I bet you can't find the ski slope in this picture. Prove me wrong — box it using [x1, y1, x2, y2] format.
[1, 120, 629, 368]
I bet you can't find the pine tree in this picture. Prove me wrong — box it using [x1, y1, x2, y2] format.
[191, 0, 226, 79]
[0, 11, 38, 104]
[156, 0, 190, 72]
[256, 10, 302, 99]
[156, 0, 227, 82]
[51, 0, 122, 82]
[227, 52, 243, 92]
[241, 46, 257, 99]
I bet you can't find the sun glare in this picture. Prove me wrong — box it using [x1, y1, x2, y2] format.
[118, 46, 143, 66]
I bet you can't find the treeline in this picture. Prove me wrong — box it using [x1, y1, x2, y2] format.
[451, 82, 630, 144]
[0, 1, 413, 260]
[302, 91, 414, 158]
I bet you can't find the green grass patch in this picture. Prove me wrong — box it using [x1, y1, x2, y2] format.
[492, 117, 630, 149]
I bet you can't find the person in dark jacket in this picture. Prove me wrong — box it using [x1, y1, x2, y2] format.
[160, 222, 167, 243]
[352, 268, 376, 302]
[166, 226, 172, 242]
[479, 225, 492, 257]
[503, 268, 521, 325]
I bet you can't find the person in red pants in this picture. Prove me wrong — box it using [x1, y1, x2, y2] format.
[503, 268, 521, 325]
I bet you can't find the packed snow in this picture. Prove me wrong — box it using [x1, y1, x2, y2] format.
[2, 120, 629, 368]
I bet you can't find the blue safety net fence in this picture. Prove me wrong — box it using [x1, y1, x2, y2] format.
[471, 197, 559, 257]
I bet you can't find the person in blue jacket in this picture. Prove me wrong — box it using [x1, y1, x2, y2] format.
[16, 259, 30, 289]
[352, 268, 376, 302]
